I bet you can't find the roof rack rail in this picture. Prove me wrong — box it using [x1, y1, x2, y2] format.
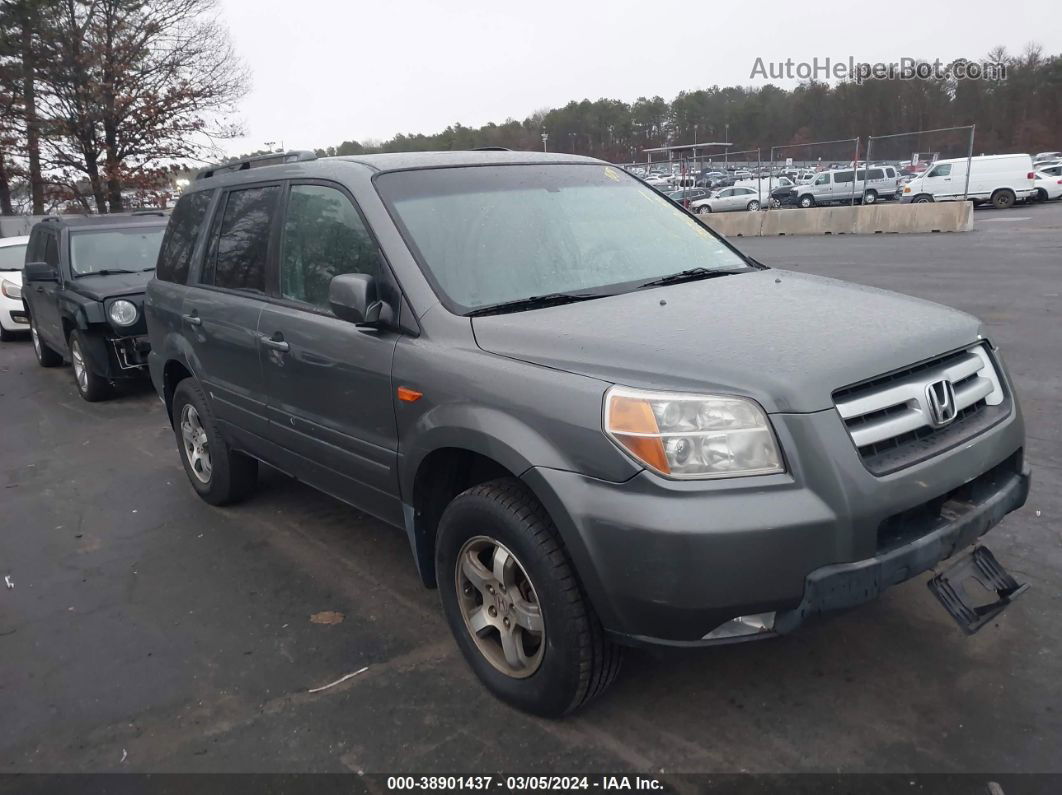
[196, 150, 318, 180]
[471, 146, 511, 151]
[131, 209, 167, 216]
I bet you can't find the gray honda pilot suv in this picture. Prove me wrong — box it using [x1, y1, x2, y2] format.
[145, 149, 1030, 717]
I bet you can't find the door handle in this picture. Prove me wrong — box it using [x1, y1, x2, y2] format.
[182, 313, 202, 326]
[261, 334, 289, 352]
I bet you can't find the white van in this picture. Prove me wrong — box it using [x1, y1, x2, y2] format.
[900, 154, 1035, 209]
[793, 166, 899, 207]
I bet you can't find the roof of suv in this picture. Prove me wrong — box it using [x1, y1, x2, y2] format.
[35, 212, 170, 230]
[335, 150, 601, 172]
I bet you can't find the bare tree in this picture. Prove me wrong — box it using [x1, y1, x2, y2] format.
[35, 0, 248, 212]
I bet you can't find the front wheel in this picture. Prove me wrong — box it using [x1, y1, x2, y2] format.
[746, 200, 760, 211]
[69, 330, 113, 402]
[798, 195, 814, 208]
[862, 190, 877, 205]
[1034, 188, 1048, 202]
[171, 379, 258, 505]
[696, 205, 711, 215]
[437, 479, 621, 717]
[912, 194, 934, 204]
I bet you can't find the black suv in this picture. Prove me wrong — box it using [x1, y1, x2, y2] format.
[23, 213, 168, 401]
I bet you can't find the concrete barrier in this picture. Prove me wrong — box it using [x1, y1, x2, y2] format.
[699, 201, 973, 237]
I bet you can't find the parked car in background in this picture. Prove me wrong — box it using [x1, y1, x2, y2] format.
[667, 187, 712, 205]
[0, 235, 30, 341]
[690, 185, 763, 213]
[1033, 151, 1061, 165]
[900, 154, 1036, 208]
[1032, 169, 1062, 201]
[146, 149, 1029, 718]
[793, 166, 899, 207]
[22, 213, 167, 401]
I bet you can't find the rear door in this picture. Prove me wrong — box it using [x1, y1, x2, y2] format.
[182, 183, 280, 442]
[257, 181, 403, 525]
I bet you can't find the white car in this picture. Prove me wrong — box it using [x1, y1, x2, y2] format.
[1033, 169, 1062, 201]
[690, 186, 764, 214]
[0, 235, 29, 341]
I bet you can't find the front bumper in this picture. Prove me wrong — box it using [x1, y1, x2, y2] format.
[1, 295, 28, 332]
[78, 329, 151, 381]
[523, 398, 1027, 646]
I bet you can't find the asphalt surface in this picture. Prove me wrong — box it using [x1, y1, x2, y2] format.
[1, 200, 1060, 775]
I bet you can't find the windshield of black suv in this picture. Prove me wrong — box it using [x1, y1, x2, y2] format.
[69, 226, 166, 277]
[0, 243, 26, 271]
[376, 164, 751, 313]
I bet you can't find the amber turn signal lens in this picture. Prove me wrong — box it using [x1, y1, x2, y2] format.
[606, 394, 670, 474]
[396, 386, 423, 403]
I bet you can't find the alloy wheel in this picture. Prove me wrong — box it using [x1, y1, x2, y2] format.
[71, 339, 88, 391]
[180, 404, 213, 483]
[455, 535, 545, 678]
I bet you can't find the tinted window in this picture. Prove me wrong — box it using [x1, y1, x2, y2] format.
[868, 169, 884, 180]
[44, 234, 59, 266]
[280, 184, 383, 309]
[835, 171, 854, 183]
[157, 190, 214, 284]
[202, 186, 278, 291]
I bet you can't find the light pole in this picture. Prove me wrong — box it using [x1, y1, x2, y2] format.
[541, 132, 549, 152]
[724, 124, 729, 167]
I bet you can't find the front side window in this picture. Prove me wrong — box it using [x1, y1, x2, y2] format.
[157, 190, 214, 284]
[69, 227, 165, 277]
[376, 164, 750, 314]
[868, 169, 884, 180]
[0, 243, 26, 271]
[280, 184, 383, 309]
[202, 186, 279, 292]
[927, 164, 952, 178]
[814, 174, 829, 185]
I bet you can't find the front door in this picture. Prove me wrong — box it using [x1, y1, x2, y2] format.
[183, 183, 281, 442]
[258, 182, 402, 525]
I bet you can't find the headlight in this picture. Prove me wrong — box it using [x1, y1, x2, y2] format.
[604, 387, 784, 479]
[109, 299, 138, 326]
[1, 279, 20, 300]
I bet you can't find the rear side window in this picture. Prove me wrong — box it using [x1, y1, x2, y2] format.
[157, 190, 213, 284]
[835, 171, 854, 184]
[868, 169, 884, 180]
[202, 186, 279, 292]
[280, 184, 383, 309]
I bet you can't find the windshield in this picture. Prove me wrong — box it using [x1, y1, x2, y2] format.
[376, 164, 749, 313]
[0, 244, 26, 271]
[69, 226, 165, 277]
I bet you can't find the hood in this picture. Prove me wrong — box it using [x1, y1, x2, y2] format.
[471, 270, 983, 413]
[70, 270, 152, 301]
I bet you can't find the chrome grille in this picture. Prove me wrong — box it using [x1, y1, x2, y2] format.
[834, 344, 1007, 474]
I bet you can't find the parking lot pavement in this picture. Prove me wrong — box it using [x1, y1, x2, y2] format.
[1, 200, 1060, 775]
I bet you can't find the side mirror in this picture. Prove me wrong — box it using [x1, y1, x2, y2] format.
[329, 273, 393, 327]
[24, 261, 58, 282]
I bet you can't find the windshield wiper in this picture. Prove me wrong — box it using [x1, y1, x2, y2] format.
[466, 292, 606, 317]
[638, 267, 748, 289]
[82, 268, 136, 276]
[141, 267, 156, 272]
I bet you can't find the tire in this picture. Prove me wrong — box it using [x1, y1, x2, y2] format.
[30, 317, 62, 367]
[68, 330, 113, 402]
[171, 379, 258, 505]
[798, 195, 814, 208]
[991, 189, 1015, 210]
[862, 190, 877, 205]
[746, 200, 760, 211]
[912, 195, 934, 204]
[697, 205, 711, 215]
[436, 478, 622, 717]
[1034, 188, 1048, 202]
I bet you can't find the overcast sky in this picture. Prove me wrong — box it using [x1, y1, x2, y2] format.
[215, 0, 1060, 157]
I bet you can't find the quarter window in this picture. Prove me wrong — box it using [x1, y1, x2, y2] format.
[202, 186, 279, 292]
[157, 190, 214, 284]
[279, 184, 384, 309]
